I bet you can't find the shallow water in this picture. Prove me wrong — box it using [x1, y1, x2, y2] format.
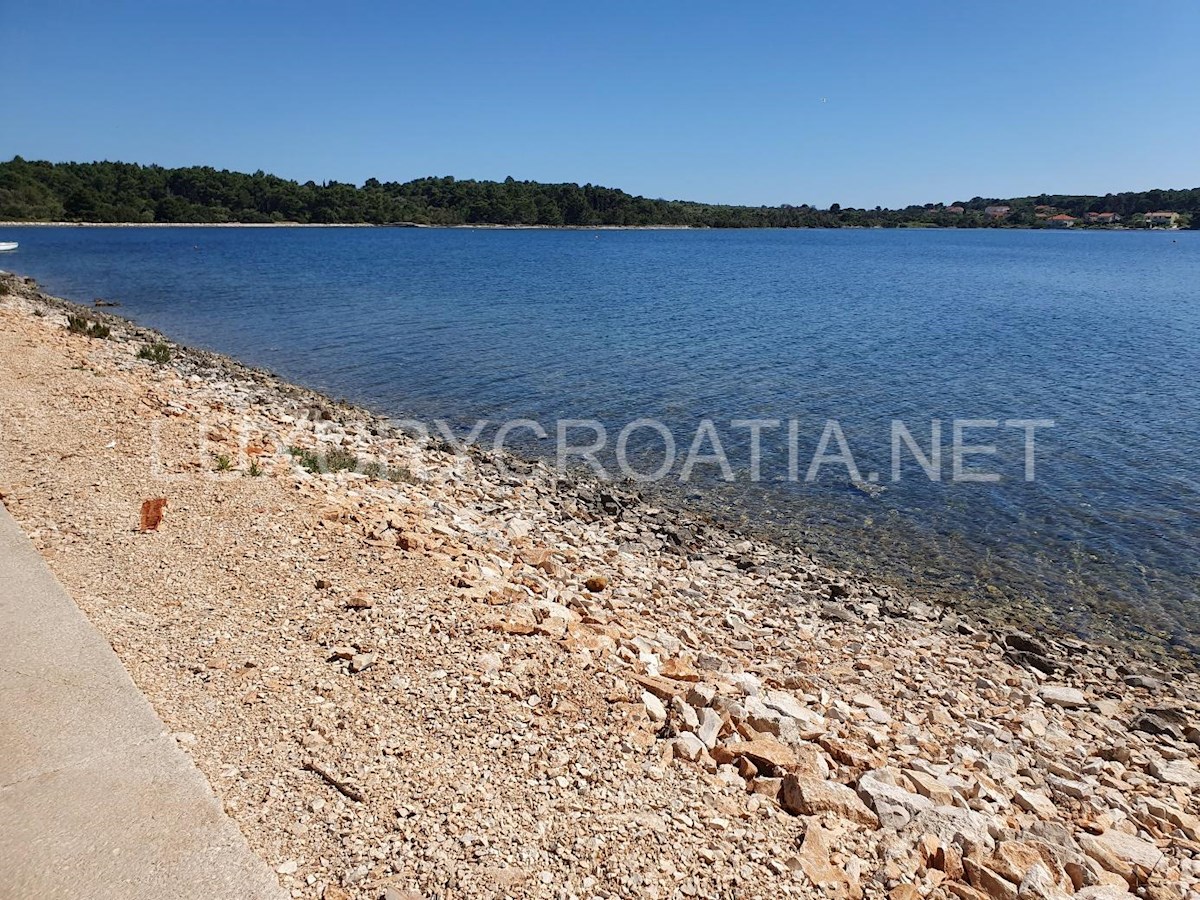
[5, 225, 1199, 655]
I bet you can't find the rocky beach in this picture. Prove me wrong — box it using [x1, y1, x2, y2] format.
[1, 270, 1198, 900]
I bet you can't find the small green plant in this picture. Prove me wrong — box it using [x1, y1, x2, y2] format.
[288, 447, 322, 473]
[215, 454, 233, 472]
[324, 446, 360, 473]
[288, 445, 360, 475]
[247, 460, 264, 477]
[67, 315, 110, 339]
[137, 342, 173, 364]
[362, 461, 419, 484]
[32, 308, 45, 318]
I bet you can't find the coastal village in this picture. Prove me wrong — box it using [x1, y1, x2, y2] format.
[950, 207, 1185, 229]
[2, 272, 1198, 900]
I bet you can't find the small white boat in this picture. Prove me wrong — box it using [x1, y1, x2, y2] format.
[0, 242, 18, 252]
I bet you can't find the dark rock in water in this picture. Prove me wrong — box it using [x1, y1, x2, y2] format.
[905, 600, 937, 621]
[1004, 648, 1061, 675]
[851, 480, 886, 499]
[597, 491, 624, 517]
[93, 297, 121, 307]
[661, 525, 695, 548]
[819, 602, 858, 624]
[1005, 631, 1051, 658]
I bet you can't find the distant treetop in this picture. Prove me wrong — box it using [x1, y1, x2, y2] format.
[1, 158, 1196, 229]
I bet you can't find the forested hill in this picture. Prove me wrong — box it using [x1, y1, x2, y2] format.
[1, 157, 1197, 228]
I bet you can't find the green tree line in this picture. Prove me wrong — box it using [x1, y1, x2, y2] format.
[1, 157, 1197, 228]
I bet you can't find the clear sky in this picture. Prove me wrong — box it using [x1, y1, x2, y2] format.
[3, 1, 1197, 208]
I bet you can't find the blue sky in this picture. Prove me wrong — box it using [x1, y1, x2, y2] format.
[3, 1, 1197, 208]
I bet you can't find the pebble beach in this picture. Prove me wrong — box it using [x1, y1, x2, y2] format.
[1, 270, 1198, 900]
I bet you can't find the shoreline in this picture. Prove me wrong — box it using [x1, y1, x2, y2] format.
[0, 221, 1172, 232]
[0, 221, 703, 230]
[1, 267, 1188, 667]
[2, 260, 1191, 666]
[1, 272, 1198, 898]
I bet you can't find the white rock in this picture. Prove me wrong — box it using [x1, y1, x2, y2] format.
[1073, 889, 1136, 900]
[671, 696, 700, 729]
[673, 732, 706, 762]
[727, 672, 761, 697]
[1148, 757, 1200, 789]
[1079, 830, 1164, 881]
[1014, 789, 1058, 819]
[908, 805, 996, 853]
[1018, 862, 1073, 900]
[1039, 686, 1088, 709]
[762, 690, 808, 719]
[856, 769, 933, 829]
[1046, 774, 1092, 800]
[696, 708, 721, 749]
[642, 691, 667, 723]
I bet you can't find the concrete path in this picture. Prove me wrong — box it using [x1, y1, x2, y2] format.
[0, 504, 284, 900]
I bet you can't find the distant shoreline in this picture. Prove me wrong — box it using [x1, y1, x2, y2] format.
[0, 221, 1176, 232]
[4, 160, 1194, 231]
[0, 221, 704, 230]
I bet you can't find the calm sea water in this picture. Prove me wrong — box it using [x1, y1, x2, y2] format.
[4, 225, 1199, 656]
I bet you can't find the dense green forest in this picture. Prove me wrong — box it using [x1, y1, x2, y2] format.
[1, 157, 1197, 228]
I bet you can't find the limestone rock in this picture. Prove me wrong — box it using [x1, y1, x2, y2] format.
[1142, 799, 1200, 841]
[1147, 757, 1200, 789]
[1039, 686, 1088, 709]
[909, 806, 996, 854]
[797, 822, 856, 891]
[991, 841, 1059, 886]
[712, 737, 797, 772]
[673, 732, 706, 762]
[749, 776, 782, 799]
[694, 707, 721, 749]
[906, 769, 955, 807]
[857, 768, 934, 830]
[1017, 863, 1073, 900]
[1079, 831, 1164, 885]
[779, 774, 879, 827]
[1073, 888, 1138, 900]
[686, 682, 717, 708]
[964, 858, 1018, 900]
[1014, 789, 1058, 819]
[641, 691, 667, 723]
